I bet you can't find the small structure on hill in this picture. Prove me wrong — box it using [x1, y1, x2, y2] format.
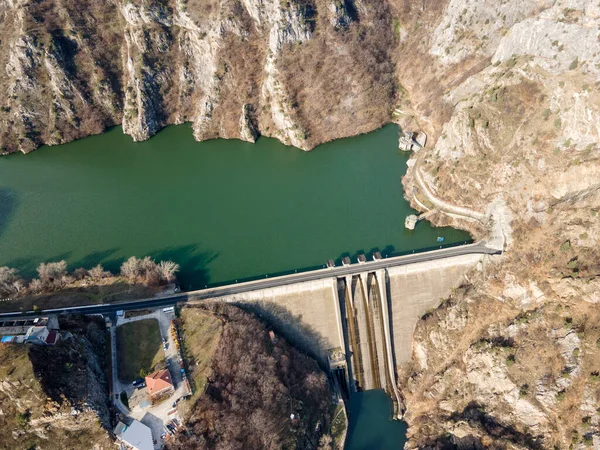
[24, 326, 60, 345]
[145, 369, 174, 400]
[398, 131, 427, 152]
[405, 215, 418, 230]
[405, 210, 437, 230]
[115, 420, 153, 450]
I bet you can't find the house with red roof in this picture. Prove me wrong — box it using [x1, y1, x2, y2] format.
[145, 369, 174, 399]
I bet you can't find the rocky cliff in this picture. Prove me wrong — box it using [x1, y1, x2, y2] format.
[0, 316, 113, 449]
[0, 0, 395, 153]
[390, 1, 600, 449]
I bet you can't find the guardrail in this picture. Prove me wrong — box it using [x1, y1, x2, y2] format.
[0, 240, 497, 319]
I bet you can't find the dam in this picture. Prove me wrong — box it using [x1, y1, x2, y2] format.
[196, 242, 497, 415]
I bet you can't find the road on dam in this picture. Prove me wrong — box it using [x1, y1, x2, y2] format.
[0, 242, 500, 319]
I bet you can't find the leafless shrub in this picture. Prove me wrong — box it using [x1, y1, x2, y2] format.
[158, 260, 179, 283]
[88, 264, 110, 281]
[36, 260, 68, 290]
[0, 267, 25, 297]
[120, 256, 175, 285]
[29, 278, 44, 294]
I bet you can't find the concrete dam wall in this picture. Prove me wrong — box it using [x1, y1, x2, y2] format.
[208, 253, 482, 408]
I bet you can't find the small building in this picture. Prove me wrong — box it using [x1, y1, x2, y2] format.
[45, 331, 60, 345]
[145, 369, 174, 399]
[115, 420, 153, 450]
[25, 326, 50, 344]
[398, 131, 427, 152]
[23, 326, 60, 345]
[373, 252, 382, 261]
[357, 254, 367, 264]
[405, 214, 418, 230]
[326, 259, 335, 268]
[341, 256, 351, 267]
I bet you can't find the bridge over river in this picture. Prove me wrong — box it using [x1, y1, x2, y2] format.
[1, 241, 501, 416]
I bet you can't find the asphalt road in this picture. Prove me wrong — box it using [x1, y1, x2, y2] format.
[0, 242, 500, 319]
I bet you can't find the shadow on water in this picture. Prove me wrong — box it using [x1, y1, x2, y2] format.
[344, 390, 407, 450]
[0, 188, 19, 239]
[6, 251, 73, 279]
[72, 248, 120, 271]
[150, 244, 219, 290]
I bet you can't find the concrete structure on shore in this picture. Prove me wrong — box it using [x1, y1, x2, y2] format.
[205, 251, 487, 416]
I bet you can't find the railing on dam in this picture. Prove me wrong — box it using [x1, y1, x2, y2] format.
[201, 239, 474, 289]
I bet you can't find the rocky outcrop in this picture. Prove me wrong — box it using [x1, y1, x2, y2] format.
[0, 0, 396, 154]
[393, 0, 600, 448]
[0, 316, 113, 449]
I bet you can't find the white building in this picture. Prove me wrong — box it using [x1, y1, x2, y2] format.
[115, 420, 153, 450]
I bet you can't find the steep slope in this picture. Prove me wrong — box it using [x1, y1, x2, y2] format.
[0, 316, 113, 450]
[0, 0, 395, 154]
[169, 303, 335, 450]
[389, 1, 600, 449]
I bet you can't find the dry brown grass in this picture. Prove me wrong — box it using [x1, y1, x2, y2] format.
[178, 306, 223, 418]
[0, 323, 113, 450]
[0, 278, 160, 313]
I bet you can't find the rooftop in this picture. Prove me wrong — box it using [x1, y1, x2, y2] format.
[119, 420, 153, 450]
[145, 369, 173, 396]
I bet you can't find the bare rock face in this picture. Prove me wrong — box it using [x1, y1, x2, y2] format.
[0, 0, 395, 154]
[239, 103, 258, 142]
[392, 1, 600, 448]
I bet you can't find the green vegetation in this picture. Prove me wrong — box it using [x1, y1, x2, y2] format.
[331, 403, 348, 447]
[116, 319, 164, 382]
[569, 57, 579, 70]
[15, 411, 30, 427]
[120, 391, 129, 409]
[519, 384, 529, 398]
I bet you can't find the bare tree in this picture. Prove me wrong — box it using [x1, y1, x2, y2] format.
[158, 260, 180, 283]
[89, 264, 111, 280]
[37, 260, 67, 283]
[0, 267, 24, 297]
[121, 256, 162, 285]
[29, 278, 44, 294]
[120, 256, 143, 281]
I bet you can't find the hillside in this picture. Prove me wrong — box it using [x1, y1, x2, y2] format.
[0, 316, 113, 450]
[169, 303, 336, 450]
[391, 1, 600, 449]
[1, 0, 600, 448]
[0, 0, 394, 153]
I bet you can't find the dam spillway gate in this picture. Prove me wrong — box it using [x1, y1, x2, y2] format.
[332, 270, 402, 414]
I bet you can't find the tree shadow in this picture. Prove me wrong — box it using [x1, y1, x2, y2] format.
[0, 188, 19, 239]
[72, 248, 120, 270]
[150, 244, 218, 290]
[232, 301, 330, 369]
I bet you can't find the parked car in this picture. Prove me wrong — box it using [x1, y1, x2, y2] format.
[136, 382, 146, 389]
[132, 378, 144, 387]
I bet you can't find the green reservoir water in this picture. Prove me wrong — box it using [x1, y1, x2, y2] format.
[0, 123, 469, 289]
[346, 390, 408, 450]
